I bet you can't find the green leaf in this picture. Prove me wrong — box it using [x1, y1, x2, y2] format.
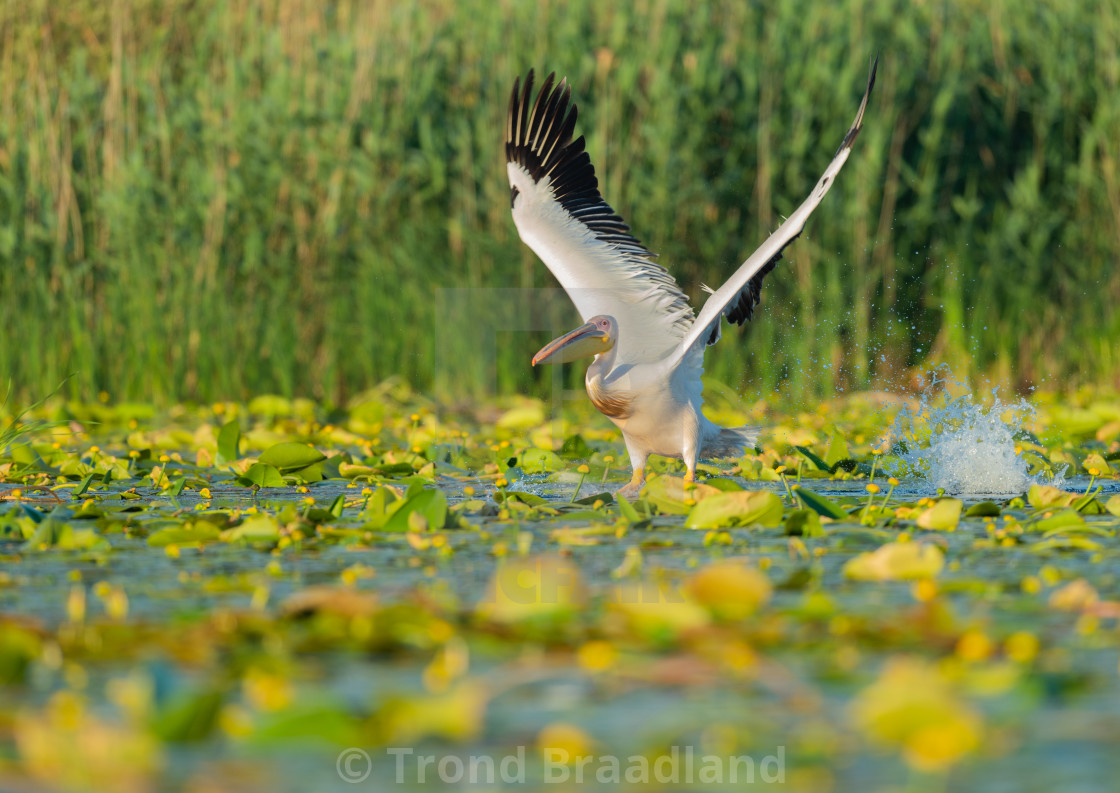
[373, 462, 415, 477]
[1031, 536, 1102, 553]
[23, 518, 109, 551]
[153, 689, 224, 742]
[1034, 509, 1085, 533]
[1106, 495, 1120, 517]
[702, 477, 745, 492]
[964, 501, 1001, 517]
[828, 458, 866, 474]
[287, 461, 325, 483]
[685, 490, 783, 529]
[382, 487, 447, 533]
[617, 494, 642, 523]
[784, 508, 824, 537]
[1082, 452, 1112, 475]
[642, 476, 718, 515]
[498, 490, 548, 506]
[795, 445, 830, 472]
[844, 541, 944, 581]
[1072, 495, 1106, 514]
[559, 434, 592, 459]
[247, 395, 292, 418]
[147, 521, 223, 547]
[1028, 484, 1076, 509]
[519, 447, 564, 474]
[259, 442, 327, 472]
[73, 473, 96, 497]
[825, 432, 851, 466]
[1041, 521, 1111, 538]
[916, 498, 963, 531]
[217, 420, 241, 464]
[793, 486, 848, 519]
[339, 462, 379, 479]
[222, 515, 282, 542]
[237, 463, 286, 488]
[328, 494, 345, 518]
[18, 503, 46, 523]
[248, 703, 362, 746]
[360, 487, 401, 527]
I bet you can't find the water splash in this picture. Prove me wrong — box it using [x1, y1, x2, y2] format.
[885, 371, 1038, 496]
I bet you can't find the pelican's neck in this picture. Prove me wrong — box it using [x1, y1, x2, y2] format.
[587, 341, 619, 384]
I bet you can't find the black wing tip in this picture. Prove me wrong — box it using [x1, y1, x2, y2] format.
[505, 68, 577, 179]
[505, 69, 656, 258]
[839, 52, 879, 151]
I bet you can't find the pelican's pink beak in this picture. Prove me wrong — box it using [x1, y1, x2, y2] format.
[532, 321, 611, 366]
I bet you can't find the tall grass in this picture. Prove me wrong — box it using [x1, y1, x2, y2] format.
[0, 0, 1118, 406]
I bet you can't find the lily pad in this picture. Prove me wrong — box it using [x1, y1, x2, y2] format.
[685, 490, 783, 529]
[844, 541, 945, 581]
[258, 442, 328, 472]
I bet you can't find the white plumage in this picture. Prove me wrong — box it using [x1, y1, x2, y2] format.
[507, 60, 877, 497]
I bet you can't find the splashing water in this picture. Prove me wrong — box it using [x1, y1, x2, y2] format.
[886, 373, 1038, 496]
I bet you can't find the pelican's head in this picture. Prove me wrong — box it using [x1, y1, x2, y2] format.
[532, 315, 616, 366]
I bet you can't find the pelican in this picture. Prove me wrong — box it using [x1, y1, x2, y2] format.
[506, 59, 877, 498]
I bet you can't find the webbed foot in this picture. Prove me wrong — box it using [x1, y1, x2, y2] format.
[616, 469, 645, 500]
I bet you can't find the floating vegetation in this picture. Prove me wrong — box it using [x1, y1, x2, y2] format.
[0, 387, 1119, 791]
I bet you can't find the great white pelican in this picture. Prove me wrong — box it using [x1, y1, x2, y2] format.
[506, 59, 877, 498]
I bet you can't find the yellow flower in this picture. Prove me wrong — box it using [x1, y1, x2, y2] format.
[1005, 631, 1039, 663]
[537, 723, 594, 762]
[577, 464, 590, 474]
[866, 483, 881, 494]
[955, 629, 993, 662]
[243, 669, 293, 712]
[850, 658, 981, 772]
[687, 561, 772, 620]
[888, 477, 900, 486]
[577, 640, 617, 672]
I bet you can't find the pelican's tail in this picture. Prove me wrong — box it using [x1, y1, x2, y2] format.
[701, 425, 760, 459]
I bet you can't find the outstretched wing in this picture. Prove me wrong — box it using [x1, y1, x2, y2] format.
[671, 56, 878, 366]
[507, 70, 694, 365]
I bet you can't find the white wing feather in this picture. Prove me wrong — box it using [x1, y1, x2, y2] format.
[670, 57, 878, 367]
[506, 72, 694, 365]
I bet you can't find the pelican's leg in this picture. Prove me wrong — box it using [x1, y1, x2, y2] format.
[682, 416, 701, 485]
[616, 438, 648, 500]
[682, 454, 697, 484]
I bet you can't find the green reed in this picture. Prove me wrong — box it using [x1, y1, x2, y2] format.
[0, 0, 1117, 407]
